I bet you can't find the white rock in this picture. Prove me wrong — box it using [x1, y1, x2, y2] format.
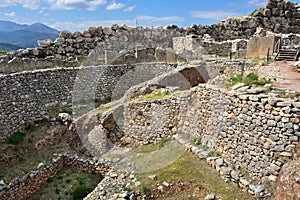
[37, 162, 44, 169]
[205, 193, 216, 200]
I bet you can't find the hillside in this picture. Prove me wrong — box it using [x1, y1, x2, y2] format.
[0, 42, 21, 51]
[0, 21, 59, 48]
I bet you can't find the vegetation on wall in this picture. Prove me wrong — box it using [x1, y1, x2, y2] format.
[228, 72, 271, 86]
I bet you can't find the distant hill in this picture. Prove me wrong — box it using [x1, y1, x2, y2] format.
[0, 42, 21, 51]
[0, 20, 60, 49]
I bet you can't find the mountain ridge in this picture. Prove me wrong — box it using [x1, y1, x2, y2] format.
[0, 20, 60, 49]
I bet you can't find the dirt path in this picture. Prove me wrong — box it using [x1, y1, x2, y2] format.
[258, 61, 300, 92]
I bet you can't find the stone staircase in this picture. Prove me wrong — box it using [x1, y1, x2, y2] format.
[275, 49, 298, 61]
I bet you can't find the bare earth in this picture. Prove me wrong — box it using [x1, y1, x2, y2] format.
[258, 61, 300, 92]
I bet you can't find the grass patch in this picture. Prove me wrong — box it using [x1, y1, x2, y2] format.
[141, 184, 150, 195]
[228, 72, 271, 87]
[0, 50, 7, 55]
[6, 131, 26, 144]
[49, 105, 72, 118]
[136, 151, 253, 200]
[31, 167, 103, 200]
[135, 137, 171, 154]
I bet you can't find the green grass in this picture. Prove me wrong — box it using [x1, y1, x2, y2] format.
[6, 131, 26, 144]
[30, 167, 103, 200]
[131, 91, 182, 103]
[135, 137, 171, 154]
[137, 151, 254, 200]
[0, 50, 7, 55]
[229, 72, 271, 87]
[49, 105, 72, 118]
[142, 184, 150, 195]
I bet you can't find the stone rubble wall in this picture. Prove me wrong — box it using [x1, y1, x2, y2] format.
[173, 36, 248, 59]
[0, 63, 173, 141]
[98, 83, 299, 196]
[1, 0, 300, 73]
[0, 154, 111, 200]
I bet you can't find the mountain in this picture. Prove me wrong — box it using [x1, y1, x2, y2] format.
[0, 20, 28, 32]
[0, 20, 60, 49]
[0, 42, 21, 51]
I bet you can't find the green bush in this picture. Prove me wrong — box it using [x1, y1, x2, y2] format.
[229, 73, 271, 86]
[70, 185, 93, 200]
[0, 50, 7, 55]
[7, 131, 26, 144]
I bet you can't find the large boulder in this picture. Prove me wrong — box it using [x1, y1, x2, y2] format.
[275, 155, 300, 200]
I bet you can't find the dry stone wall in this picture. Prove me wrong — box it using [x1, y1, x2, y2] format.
[0, 63, 172, 141]
[0, 154, 111, 200]
[99, 83, 299, 194]
[1, 0, 300, 73]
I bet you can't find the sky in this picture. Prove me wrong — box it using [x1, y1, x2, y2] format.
[0, 0, 300, 32]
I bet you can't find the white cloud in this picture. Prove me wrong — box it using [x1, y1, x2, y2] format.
[48, 0, 107, 11]
[5, 12, 16, 17]
[190, 10, 241, 20]
[124, 6, 135, 12]
[137, 15, 185, 24]
[0, 0, 40, 10]
[106, 1, 125, 10]
[248, 0, 267, 7]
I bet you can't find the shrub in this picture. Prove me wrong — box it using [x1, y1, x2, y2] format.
[229, 72, 271, 86]
[7, 131, 26, 144]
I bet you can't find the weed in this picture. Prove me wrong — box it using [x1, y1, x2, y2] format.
[78, 179, 85, 185]
[194, 137, 201, 145]
[57, 175, 63, 180]
[55, 188, 60, 194]
[25, 123, 36, 133]
[65, 179, 71, 184]
[215, 152, 221, 157]
[7, 131, 26, 144]
[50, 105, 72, 118]
[159, 137, 171, 149]
[197, 184, 204, 189]
[0, 50, 7, 55]
[28, 135, 34, 143]
[240, 168, 249, 176]
[229, 72, 271, 86]
[141, 184, 150, 195]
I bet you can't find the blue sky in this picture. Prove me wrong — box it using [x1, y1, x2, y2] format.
[0, 0, 299, 32]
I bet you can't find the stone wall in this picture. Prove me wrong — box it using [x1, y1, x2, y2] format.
[1, 0, 300, 73]
[0, 63, 173, 141]
[173, 36, 248, 59]
[246, 36, 280, 58]
[96, 83, 299, 195]
[0, 154, 111, 200]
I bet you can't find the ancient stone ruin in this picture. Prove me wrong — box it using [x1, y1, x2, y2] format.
[0, 0, 300, 199]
